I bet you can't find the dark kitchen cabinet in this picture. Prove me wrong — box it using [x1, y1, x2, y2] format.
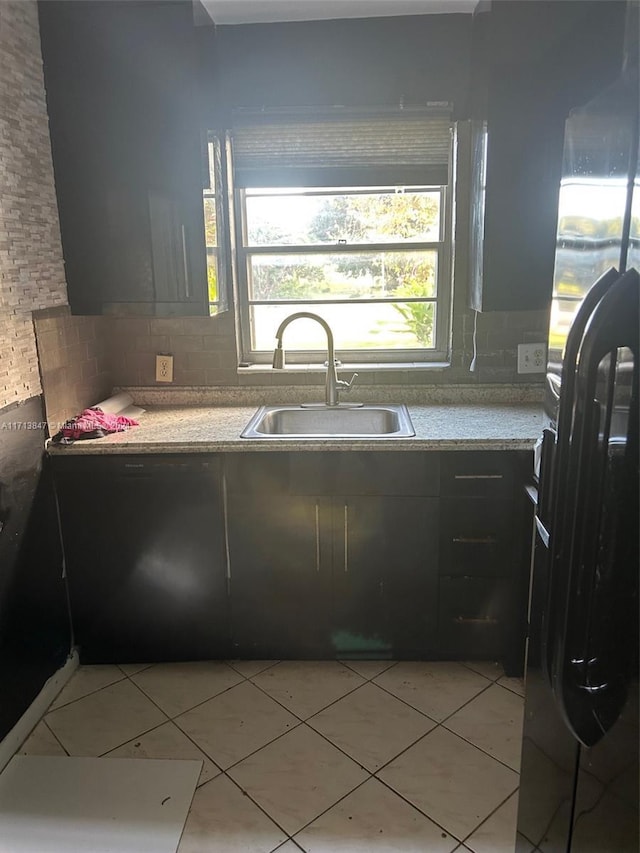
[52, 455, 228, 663]
[225, 452, 440, 659]
[332, 496, 439, 658]
[438, 451, 530, 674]
[38, 1, 209, 315]
[226, 494, 332, 659]
[50, 448, 530, 670]
[469, 1, 627, 312]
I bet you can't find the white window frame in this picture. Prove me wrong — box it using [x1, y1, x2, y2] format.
[234, 177, 454, 365]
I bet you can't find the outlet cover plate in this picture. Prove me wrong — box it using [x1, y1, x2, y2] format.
[155, 354, 174, 383]
[518, 343, 546, 374]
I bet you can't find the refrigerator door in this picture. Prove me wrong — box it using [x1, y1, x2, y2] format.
[552, 268, 639, 748]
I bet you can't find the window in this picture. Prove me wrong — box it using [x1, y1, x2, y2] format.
[230, 109, 454, 364]
[202, 134, 230, 316]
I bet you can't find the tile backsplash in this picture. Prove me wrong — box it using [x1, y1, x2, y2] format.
[105, 306, 548, 389]
[33, 306, 112, 432]
[32, 302, 547, 423]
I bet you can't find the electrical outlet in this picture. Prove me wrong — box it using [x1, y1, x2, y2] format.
[517, 343, 546, 374]
[155, 354, 174, 383]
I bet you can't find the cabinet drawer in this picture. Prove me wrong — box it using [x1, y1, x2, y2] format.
[227, 452, 440, 497]
[440, 452, 514, 497]
[438, 576, 509, 658]
[225, 452, 331, 495]
[331, 452, 440, 496]
[440, 497, 514, 576]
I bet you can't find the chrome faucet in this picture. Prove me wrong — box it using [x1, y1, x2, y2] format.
[272, 312, 358, 407]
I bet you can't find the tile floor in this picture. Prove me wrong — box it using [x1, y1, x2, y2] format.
[18, 659, 525, 853]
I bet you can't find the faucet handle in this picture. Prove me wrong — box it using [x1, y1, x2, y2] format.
[337, 372, 358, 392]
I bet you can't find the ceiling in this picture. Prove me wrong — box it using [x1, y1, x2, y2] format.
[201, 0, 479, 25]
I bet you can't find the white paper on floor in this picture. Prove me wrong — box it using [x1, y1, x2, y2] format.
[0, 755, 201, 853]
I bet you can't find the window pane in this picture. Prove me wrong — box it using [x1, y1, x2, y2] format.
[249, 251, 437, 301]
[245, 188, 440, 246]
[204, 195, 217, 246]
[250, 301, 435, 351]
[207, 248, 218, 303]
[204, 138, 220, 317]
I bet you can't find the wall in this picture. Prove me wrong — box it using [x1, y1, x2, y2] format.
[0, 1, 68, 410]
[0, 1, 71, 743]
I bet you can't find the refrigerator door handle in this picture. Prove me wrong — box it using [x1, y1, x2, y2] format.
[542, 268, 621, 690]
[552, 268, 639, 747]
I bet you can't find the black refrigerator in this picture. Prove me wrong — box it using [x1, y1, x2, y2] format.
[515, 18, 640, 853]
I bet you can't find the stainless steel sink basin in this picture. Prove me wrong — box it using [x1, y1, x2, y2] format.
[241, 404, 415, 439]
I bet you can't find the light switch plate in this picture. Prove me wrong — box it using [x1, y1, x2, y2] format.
[517, 343, 546, 374]
[155, 354, 174, 383]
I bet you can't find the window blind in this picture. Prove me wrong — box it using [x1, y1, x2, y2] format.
[230, 108, 452, 188]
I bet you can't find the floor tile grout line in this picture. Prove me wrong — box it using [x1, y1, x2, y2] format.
[459, 786, 520, 848]
[436, 678, 499, 726]
[46, 672, 127, 714]
[93, 715, 190, 759]
[369, 678, 443, 720]
[371, 773, 464, 847]
[369, 705, 521, 788]
[95, 713, 225, 779]
[370, 674, 483, 724]
[370, 723, 440, 776]
[495, 678, 526, 698]
[220, 766, 306, 840]
[127, 666, 248, 721]
[338, 659, 397, 680]
[436, 679, 525, 774]
[118, 663, 154, 677]
[246, 667, 368, 725]
[226, 660, 282, 679]
[213, 719, 308, 775]
[42, 718, 71, 756]
[460, 661, 504, 681]
[287, 773, 375, 841]
[440, 718, 523, 775]
[69, 678, 174, 756]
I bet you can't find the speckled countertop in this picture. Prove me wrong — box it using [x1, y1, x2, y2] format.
[46, 403, 544, 455]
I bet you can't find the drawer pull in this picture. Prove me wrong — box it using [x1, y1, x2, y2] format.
[452, 536, 498, 545]
[315, 503, 320, 573]
[454, 616, 499, 625]
[454, 474, 503, 480]
[344, 504, 349, 573]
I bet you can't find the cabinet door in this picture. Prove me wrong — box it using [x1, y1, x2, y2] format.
[54, 456, 228, 663]
[39, 1, 208, 315]
[332, 497, 439, 658]
[227, 495, 332, 658]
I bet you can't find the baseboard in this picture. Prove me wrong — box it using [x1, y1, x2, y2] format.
[0, 649, 79, 774]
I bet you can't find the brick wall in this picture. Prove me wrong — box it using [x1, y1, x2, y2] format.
[0, 1, 68, 411]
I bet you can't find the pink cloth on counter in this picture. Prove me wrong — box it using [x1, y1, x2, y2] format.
[54, 407, 139, 442]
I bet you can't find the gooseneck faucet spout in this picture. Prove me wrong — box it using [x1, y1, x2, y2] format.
[272, 311, 357, 407]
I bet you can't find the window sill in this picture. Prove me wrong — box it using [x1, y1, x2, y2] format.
[237, 362, 451, 375]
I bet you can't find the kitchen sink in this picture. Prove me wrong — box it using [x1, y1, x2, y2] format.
[241, 404, 415, 439]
